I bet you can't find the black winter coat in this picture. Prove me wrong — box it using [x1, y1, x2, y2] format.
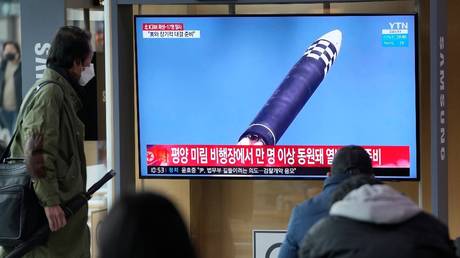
[300, 212, 457, 258]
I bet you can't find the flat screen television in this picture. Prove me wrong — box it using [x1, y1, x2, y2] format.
[135, 14, 418, 180]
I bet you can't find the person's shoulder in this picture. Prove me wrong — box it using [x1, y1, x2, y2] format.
[406, 212, 456, 257]
[300, 189, 332, 209]
[411, 212, 444, 224]
[34, 81, 64, 102]
[410, 212, 449, 232]
[291, 192, 329, 221]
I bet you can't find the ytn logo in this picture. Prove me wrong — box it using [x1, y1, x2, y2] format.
[34, 42, 51, 79]
[389, 22, 409, 30]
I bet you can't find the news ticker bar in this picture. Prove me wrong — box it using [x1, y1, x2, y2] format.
[146, 166, 410, 177]
[146, 144, 409, 169]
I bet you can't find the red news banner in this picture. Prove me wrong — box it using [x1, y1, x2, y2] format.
[146, 145, 410, 177]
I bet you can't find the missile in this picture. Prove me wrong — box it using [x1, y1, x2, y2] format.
[238, 29, 342, 145]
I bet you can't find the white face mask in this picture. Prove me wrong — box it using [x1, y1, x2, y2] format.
[79, 63, 95, 86]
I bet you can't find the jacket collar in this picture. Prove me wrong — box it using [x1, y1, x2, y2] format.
[43, 67, 83, 111]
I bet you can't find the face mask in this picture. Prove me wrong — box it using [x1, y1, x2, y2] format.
[79, 63, 95, 86]
[4, 53, 16, 61]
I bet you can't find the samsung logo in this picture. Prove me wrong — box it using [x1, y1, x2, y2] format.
[34, 42, 51, 79]
[439, 36, 446, 161]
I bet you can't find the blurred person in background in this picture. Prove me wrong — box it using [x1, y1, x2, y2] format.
[99, 192, 197, 258]
[0, 41, 22, 133]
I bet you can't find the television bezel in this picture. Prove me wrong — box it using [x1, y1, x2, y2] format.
[133, 13, 420, 181]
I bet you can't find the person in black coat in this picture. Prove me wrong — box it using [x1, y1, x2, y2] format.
[299, 175, 457, 258]
[279, 145, 374, 258]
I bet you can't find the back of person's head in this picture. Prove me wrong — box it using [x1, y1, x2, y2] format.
[330, 145, 373, 176]
[47, 26, 91, 69]
[331, 174, 382, 204]
[98, 192, 197, 258]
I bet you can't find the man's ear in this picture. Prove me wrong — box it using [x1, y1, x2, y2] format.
[327, 171, 331, 177]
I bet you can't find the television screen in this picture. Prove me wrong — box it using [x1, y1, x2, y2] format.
[135, 14, 418, 180]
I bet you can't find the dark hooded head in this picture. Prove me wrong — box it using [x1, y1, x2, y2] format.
[331, 145, 373, 176]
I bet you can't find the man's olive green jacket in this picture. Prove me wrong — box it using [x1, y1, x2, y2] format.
[3, 68, 90, 258]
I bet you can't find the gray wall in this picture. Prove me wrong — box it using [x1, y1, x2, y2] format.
[20, 0, 65, 94]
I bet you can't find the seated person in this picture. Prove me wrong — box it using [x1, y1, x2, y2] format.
[279, 145, 374, 258]
[299, 175, 457, 258]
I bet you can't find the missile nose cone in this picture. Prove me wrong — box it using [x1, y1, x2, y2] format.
[319, 29, 342, 55]
[304, 29, 343, 76]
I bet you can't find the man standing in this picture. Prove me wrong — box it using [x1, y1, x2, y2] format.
[278, 145, 374, 258]
[2, 26, 94, 258]
[0, 41, 22, 133]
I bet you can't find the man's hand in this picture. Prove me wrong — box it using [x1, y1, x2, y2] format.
[44, 205, 67, 232]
